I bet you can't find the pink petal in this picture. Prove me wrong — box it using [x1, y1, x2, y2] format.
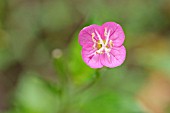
[78, 24, 102, 47]
[102, 22, 125, 47]
[82, 44, 97, 57]
[100, 46, 126, 68]
[102, 22, 118, 34]
[82, 45, 103, 68]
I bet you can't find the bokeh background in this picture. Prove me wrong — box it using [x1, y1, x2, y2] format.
[0, 0, 170, 113]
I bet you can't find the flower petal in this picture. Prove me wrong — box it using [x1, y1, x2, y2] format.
[102, 22, 118, 34]
[100, 46, 126, 68]
[78, 24, 102, 47]
[82, 45, 103, 68]
[102, 22, 125, 47]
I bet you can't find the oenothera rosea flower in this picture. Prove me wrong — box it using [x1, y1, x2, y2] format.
[78, 22, 126, 68]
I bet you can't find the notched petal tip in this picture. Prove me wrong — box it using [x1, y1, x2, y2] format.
[102, 21, 119, 26]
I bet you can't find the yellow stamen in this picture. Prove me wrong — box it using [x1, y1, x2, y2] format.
[109, 40, 113, 47]
[97, 43, 102, 49]
[96, 40, 106, 49]
[92, 33, 95, 39]
[92, 33, 96, 48]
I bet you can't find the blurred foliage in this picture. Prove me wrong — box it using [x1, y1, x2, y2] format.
[11, 72, 59, 113]
[0, 0, 170, 113]
[67, 32, 95, 85]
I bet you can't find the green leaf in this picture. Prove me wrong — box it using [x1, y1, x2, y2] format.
[67, 32, 95, 85]
[80, 90, 143, 113]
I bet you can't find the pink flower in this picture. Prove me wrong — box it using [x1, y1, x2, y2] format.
[78, 22, 126, 68]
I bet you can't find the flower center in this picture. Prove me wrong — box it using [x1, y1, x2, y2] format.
[97, 40, 106, 49]
[91, 29, 113, 55]
[97, 43, 102, 50]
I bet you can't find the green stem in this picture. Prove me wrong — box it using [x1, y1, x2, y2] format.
[76, 69, 101, 94]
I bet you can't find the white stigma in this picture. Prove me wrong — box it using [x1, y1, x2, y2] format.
[91, 28, 113, 58]
[105, 28, 111, 46]
[95, 30, 104, 46]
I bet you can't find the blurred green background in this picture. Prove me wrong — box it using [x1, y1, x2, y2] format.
[0, 0, 170, 113]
